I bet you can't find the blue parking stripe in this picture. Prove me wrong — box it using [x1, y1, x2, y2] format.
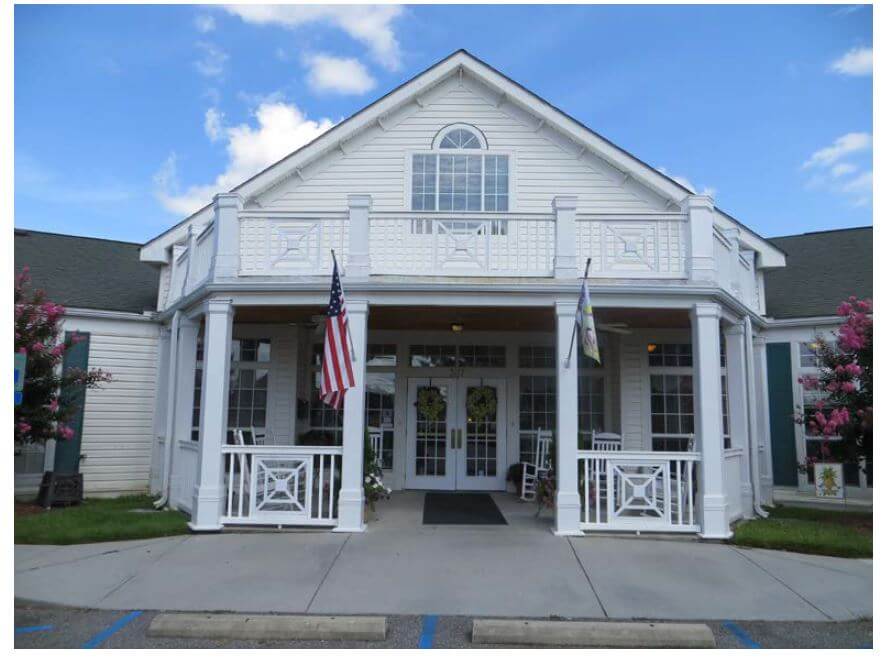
[723, 621, 761, 649]
[418, 615, 438, 649]
[82, 611, 142, 649]
[15, 625, 54, 635]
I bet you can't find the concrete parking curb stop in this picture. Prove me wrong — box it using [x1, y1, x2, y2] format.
[472, 619, 716, 648]
[147, 614, 387, 641]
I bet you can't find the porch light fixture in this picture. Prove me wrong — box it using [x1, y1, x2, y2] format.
[451, 322, 464, 333]
[647, 344, 657, 353]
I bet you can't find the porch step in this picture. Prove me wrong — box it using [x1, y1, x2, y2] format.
[148, 613, 387, 641]
[472, 619, 715, 648]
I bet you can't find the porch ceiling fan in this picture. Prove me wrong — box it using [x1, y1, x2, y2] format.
[596, 322, 631, 335]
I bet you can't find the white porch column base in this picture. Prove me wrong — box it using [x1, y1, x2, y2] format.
[553, 300, 584, 537]
[333, 300, 369, 533]
[692, 302, 732, 540]
[190, 299, 234, 532]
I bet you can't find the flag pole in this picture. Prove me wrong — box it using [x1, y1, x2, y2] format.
[331, 249, 358, 363]
[565, 258, 592, 368]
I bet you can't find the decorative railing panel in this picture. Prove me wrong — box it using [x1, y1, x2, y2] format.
[239, 214, 349, 276]
[188, 224, 214, 289]
[577, 450, 700, 533]
[221, 445, 342, 526]
[575, 217, 687, 278]
[370, 213, 555, 276]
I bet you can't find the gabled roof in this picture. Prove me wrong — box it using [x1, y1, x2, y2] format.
[765, 226, 872, 319]
[15, 229, 160, 314]
[141, 49, 785, 268]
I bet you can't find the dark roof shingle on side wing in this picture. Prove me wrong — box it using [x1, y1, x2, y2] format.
[765, 226, 872, 319]
[14, 229, 160, 314]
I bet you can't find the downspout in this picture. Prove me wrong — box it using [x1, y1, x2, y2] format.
[743, 316, 769, 518]
[154, 311, 181, 509]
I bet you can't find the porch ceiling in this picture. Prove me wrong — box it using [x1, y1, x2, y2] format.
[231, 305, 691, 330]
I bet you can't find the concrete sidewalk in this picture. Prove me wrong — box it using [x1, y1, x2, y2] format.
[14, 493, 872, 621]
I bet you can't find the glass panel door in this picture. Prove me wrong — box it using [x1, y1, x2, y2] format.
[456, 378, 507, 491]
[406, 378, 456, 490]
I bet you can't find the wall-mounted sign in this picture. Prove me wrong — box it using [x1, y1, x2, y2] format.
[14, 353, 26, 406]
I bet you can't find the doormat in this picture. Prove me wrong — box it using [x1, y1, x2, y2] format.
[422, 492, 508, 525]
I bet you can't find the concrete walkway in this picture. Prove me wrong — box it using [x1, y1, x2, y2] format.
[14, 493, 872, 621]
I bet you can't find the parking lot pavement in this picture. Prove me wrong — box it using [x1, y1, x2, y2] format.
[14, 603, 873, 649]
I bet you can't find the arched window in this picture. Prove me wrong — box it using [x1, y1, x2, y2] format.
[413, 124, 508, 212]
[438, 128, 482, 149]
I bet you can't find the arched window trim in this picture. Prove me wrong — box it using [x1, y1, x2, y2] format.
[431, 123, 488, 150]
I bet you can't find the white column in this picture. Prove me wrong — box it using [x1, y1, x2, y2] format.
[724, 322, 753, 518]
[683, 194, 717, 283]
[150, 327, 172, 494]
[212, 193, 242, 281]
[167, 317, 200, 505]
[347, 194, 371, 278]
[722, 228, 741, 296]
[751, 333, 774, 506]
[553, 196, 579, 279]
[554, 300, 583, 536]
[334, 300, 369, 532]
[190, 299, 233, 531]
[691, 302, 731, 539]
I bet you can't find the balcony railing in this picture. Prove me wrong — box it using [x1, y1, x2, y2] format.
[159, 193, 762, 314]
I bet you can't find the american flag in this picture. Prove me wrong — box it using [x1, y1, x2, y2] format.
[319, 254, 355, 409]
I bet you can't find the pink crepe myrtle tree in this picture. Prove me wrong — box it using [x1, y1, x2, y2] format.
[796, 297, 873, 474]
[14, 267, 111, 446]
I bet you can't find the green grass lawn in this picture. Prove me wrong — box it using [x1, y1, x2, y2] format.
[732, 505, 872, 558]
[15, 495, 189, 545]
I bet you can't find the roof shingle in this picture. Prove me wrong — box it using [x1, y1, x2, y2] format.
[765, 227, 872, 319]
[14, 229, 159, 314]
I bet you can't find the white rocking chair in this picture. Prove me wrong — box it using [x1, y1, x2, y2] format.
[367, 426, 384, 468]
[520, 429, 553, 502]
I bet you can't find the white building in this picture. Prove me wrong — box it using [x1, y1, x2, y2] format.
[19, 51, 867, 536]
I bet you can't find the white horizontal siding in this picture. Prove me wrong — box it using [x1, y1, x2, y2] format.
[260, 79, 661, 215]
[62, 315, 160, 496]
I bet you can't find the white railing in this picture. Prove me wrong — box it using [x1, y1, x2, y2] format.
[370, 213, 556, 277]
[221, 445, 343, 526]
[575, 216, 688, 278]
[577, 450, 700, 533]
[188, 223, 214, 289]
[239, 213, 349, 276]
[170, 439, 199, 513]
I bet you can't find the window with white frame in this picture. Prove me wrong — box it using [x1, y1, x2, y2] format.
[648, 343, 694, 452]
[305, 342, 398, 461]
[410, 125, 509, 212]
[192, 337, 271, 443]
[797, 341, 861, 486]
[517, 344, 607, 460]
[720, 338, 731, 450]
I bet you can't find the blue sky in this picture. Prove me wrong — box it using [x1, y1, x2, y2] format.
[15, 4, 873, 243]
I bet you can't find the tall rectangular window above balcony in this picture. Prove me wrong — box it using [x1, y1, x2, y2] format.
[484, 155, 509, 211]
[411, 154, 437, 210]
[410, 153, 509, 212]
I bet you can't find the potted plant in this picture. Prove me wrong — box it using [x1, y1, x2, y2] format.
[363, 431, 390, 521]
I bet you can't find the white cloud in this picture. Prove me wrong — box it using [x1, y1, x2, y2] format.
[194, 41, 228, 78]
[304, 54, 376, 95]
[224, 5, 403, 70]
[830, 162, 858, 178]
[204, 107, 225, 142]
[154, 102, 335, 216]
[802, 132, 871, 168]
[194, 14, 216, 33]
[829, 47, 872, 76]
[656, 167, 716, 198]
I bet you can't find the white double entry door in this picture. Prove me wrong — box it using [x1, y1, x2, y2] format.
[405, 377, 507, 491]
